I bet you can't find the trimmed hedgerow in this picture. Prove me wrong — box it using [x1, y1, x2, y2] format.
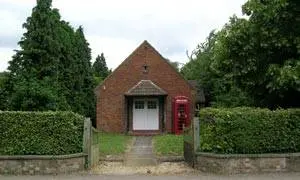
[0, 111, 84, 155]
[199, 107, 300, 154]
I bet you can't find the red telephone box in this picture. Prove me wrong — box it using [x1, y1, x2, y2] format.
[173, 96, 190, 135]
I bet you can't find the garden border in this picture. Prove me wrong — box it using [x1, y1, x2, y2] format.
[195, 152, 300, 174]
[0, 153, 87, 175]
[0, 117, 100, 175]
[184, 117, 300, 174]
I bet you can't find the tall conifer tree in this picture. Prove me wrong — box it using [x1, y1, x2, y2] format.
[7, 0, 67, 110]
[7, 0, 96, 119]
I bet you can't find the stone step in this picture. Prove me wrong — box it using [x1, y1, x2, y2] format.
[133, 145, 152, 149]
[125, 157, 157, 166]
[129, 148, 153, 154]
[126, 154, 154, 159]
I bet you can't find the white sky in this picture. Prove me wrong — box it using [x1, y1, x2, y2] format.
[0, 0, 247, 71]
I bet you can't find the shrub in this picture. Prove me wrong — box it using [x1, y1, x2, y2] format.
[0, 111, 84, 155]
[199, 107, 300, 154]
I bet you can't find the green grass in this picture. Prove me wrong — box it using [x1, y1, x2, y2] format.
[98, 132, 132, 156]
[153, 134, 183, 156]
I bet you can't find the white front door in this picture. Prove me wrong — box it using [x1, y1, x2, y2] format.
[146, 99, 159, 130]
[133, 98, 159, 130]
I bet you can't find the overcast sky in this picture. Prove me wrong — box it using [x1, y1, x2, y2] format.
[0, 0, 247, 71]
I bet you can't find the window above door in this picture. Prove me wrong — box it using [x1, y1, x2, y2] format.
[147, 100, 157, 109]
[135, 101, 144, 109]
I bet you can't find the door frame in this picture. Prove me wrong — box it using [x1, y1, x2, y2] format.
[126, 96, 165, 134]
[132, 98, 159, 130]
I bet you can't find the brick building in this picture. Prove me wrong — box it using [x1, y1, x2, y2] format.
[95, 40, 196, 135]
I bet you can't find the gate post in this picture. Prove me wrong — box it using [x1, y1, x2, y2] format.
[184, 117, 199, 167]
[83, 118, 91, 168]
[193, 117, 200, 152]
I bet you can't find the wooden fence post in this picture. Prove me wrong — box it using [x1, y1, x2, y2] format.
[184, 116, 200, 167]
[193, 117, 200, 153]
[83, 118, 91, 168]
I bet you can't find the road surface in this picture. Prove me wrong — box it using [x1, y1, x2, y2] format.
[1, 173, 300, 180]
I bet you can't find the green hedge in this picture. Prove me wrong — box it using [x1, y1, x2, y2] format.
[0, 111, 84, 155]
[199, 107, 300, 154]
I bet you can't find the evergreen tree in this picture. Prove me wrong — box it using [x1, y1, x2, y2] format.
[93, 53, 110, 78]
[6, 0, 96, 119]
[7, 0, 67, 110]
[0, 72, 9, 110]
[72, 26, 96, 120]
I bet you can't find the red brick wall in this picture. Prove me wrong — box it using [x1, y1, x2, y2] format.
[96, 41, 195, 133]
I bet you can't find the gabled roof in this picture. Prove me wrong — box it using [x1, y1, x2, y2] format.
[94, 41, 149, 94]
[125, 80, 167, 96]
[94, 40, 196, 96]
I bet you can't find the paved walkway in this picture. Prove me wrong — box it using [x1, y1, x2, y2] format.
[124, 136, 157, 166]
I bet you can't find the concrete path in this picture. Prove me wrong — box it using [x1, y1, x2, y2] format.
[124, 136, 157, 166]
[2, 173, 300, 180]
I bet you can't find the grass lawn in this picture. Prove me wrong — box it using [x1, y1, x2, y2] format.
[98, 132, 132, 156]
[153, 134, 183, 156]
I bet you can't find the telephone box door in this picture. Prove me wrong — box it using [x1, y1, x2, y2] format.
[173, 96, 190, 135]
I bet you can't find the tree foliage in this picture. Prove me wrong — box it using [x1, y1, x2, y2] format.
[181, 0, 300, 108]
[73, 26, 96, 120]
[3, 0, 96, 120]
[181, 30, 254, 107]
[7, 0, 64, 110]
[93, 53, 110, 79]
[0, 72, 9, 110]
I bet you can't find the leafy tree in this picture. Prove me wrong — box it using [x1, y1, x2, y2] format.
[181, 0, 300, 108]
[181, 30, 253, 107]
[218, 0, 300, 108]
[93, 53, 110, 79]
